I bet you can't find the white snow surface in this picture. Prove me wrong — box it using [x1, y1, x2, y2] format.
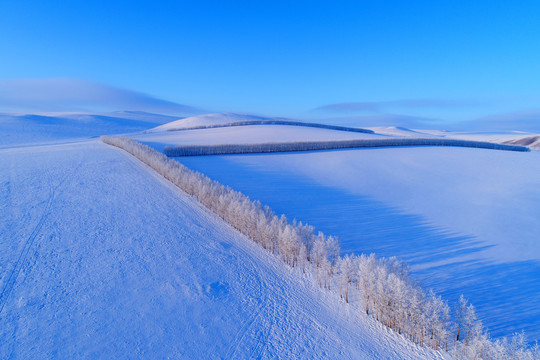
[0, 139, 445, 359]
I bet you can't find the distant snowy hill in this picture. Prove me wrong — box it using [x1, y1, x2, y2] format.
[366, 126, 437, 137]
[457, 110, 540, 133]
[503, 135, 540, 150]
[0, 111, 179, 148]
[151, 112, 290, 131]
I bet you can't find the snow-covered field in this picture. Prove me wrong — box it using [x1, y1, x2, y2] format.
[134, 113, 540, 342]
[0, 114, 447, 358]
[178, 148, 540, 340]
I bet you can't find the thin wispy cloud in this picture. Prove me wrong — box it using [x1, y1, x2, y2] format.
[314, 98, 486, 114]
[315, 102, 381, 113]
[314, 113, 440, 129]
[0, 78, 202, 115]
[462, 109, 540, 132]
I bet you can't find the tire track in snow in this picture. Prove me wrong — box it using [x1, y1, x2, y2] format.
[0, 182, 55, 314]
[222, 260, 265, 359]
[221, 241, 278, 360]
[248, 294, 277, 360]
[105, 139, 447, 359]
[115, 144, 278, 360]
[246, 260, 282, 360]
[223, 302, 265, 359]
[0, 160, 83, 314]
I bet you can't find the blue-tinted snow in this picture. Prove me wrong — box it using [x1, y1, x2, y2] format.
[178, 150, 540, 341]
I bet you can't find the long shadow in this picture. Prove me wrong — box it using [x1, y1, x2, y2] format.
[177, 154, 540, 342]
[417, 259, 540, 341]
[178, 155, 487, 263]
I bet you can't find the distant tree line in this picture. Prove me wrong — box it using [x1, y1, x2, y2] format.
[102, 135, 539, 360]
[164, 138, 529, 157]
[162, 119, 375, 134]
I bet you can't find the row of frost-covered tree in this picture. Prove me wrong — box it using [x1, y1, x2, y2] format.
[163, 138, 529, 157]
[102, 135, 539, 360]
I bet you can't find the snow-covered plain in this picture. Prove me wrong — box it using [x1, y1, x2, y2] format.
[135, 113, 540, 342]
[0, 115, 447, 359]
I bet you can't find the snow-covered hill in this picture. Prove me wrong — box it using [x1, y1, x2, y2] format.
[0, 111, 178, 148]
[503, 135, 540, 150]
[365, 126, 437, 137]
[151, 112, 288, 131]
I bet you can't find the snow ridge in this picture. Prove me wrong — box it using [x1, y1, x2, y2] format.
[101, 135, 539, 360]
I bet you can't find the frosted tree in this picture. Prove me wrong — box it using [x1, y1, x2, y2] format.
[312, 232, 327, 268]
[326, 235, 340, 271]
[456, 294, 468, 342]
[338, 255, 354, 303]
[321, 257, 331, 289]
[425, 290, 450, 350]
[278, 225, 294, 266]
[464, 303, 478, 346]
[357, 253, 376, 315]
[256, 214, 271, 249]
[297, 222, 315, 261]
[267, 216, 281, 254]
[298, 243, 308, 274]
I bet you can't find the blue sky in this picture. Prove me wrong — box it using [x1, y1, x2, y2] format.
[1, 1, 540, 127]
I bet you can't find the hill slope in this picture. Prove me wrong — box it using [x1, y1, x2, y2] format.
[0, 111, 178, 148]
